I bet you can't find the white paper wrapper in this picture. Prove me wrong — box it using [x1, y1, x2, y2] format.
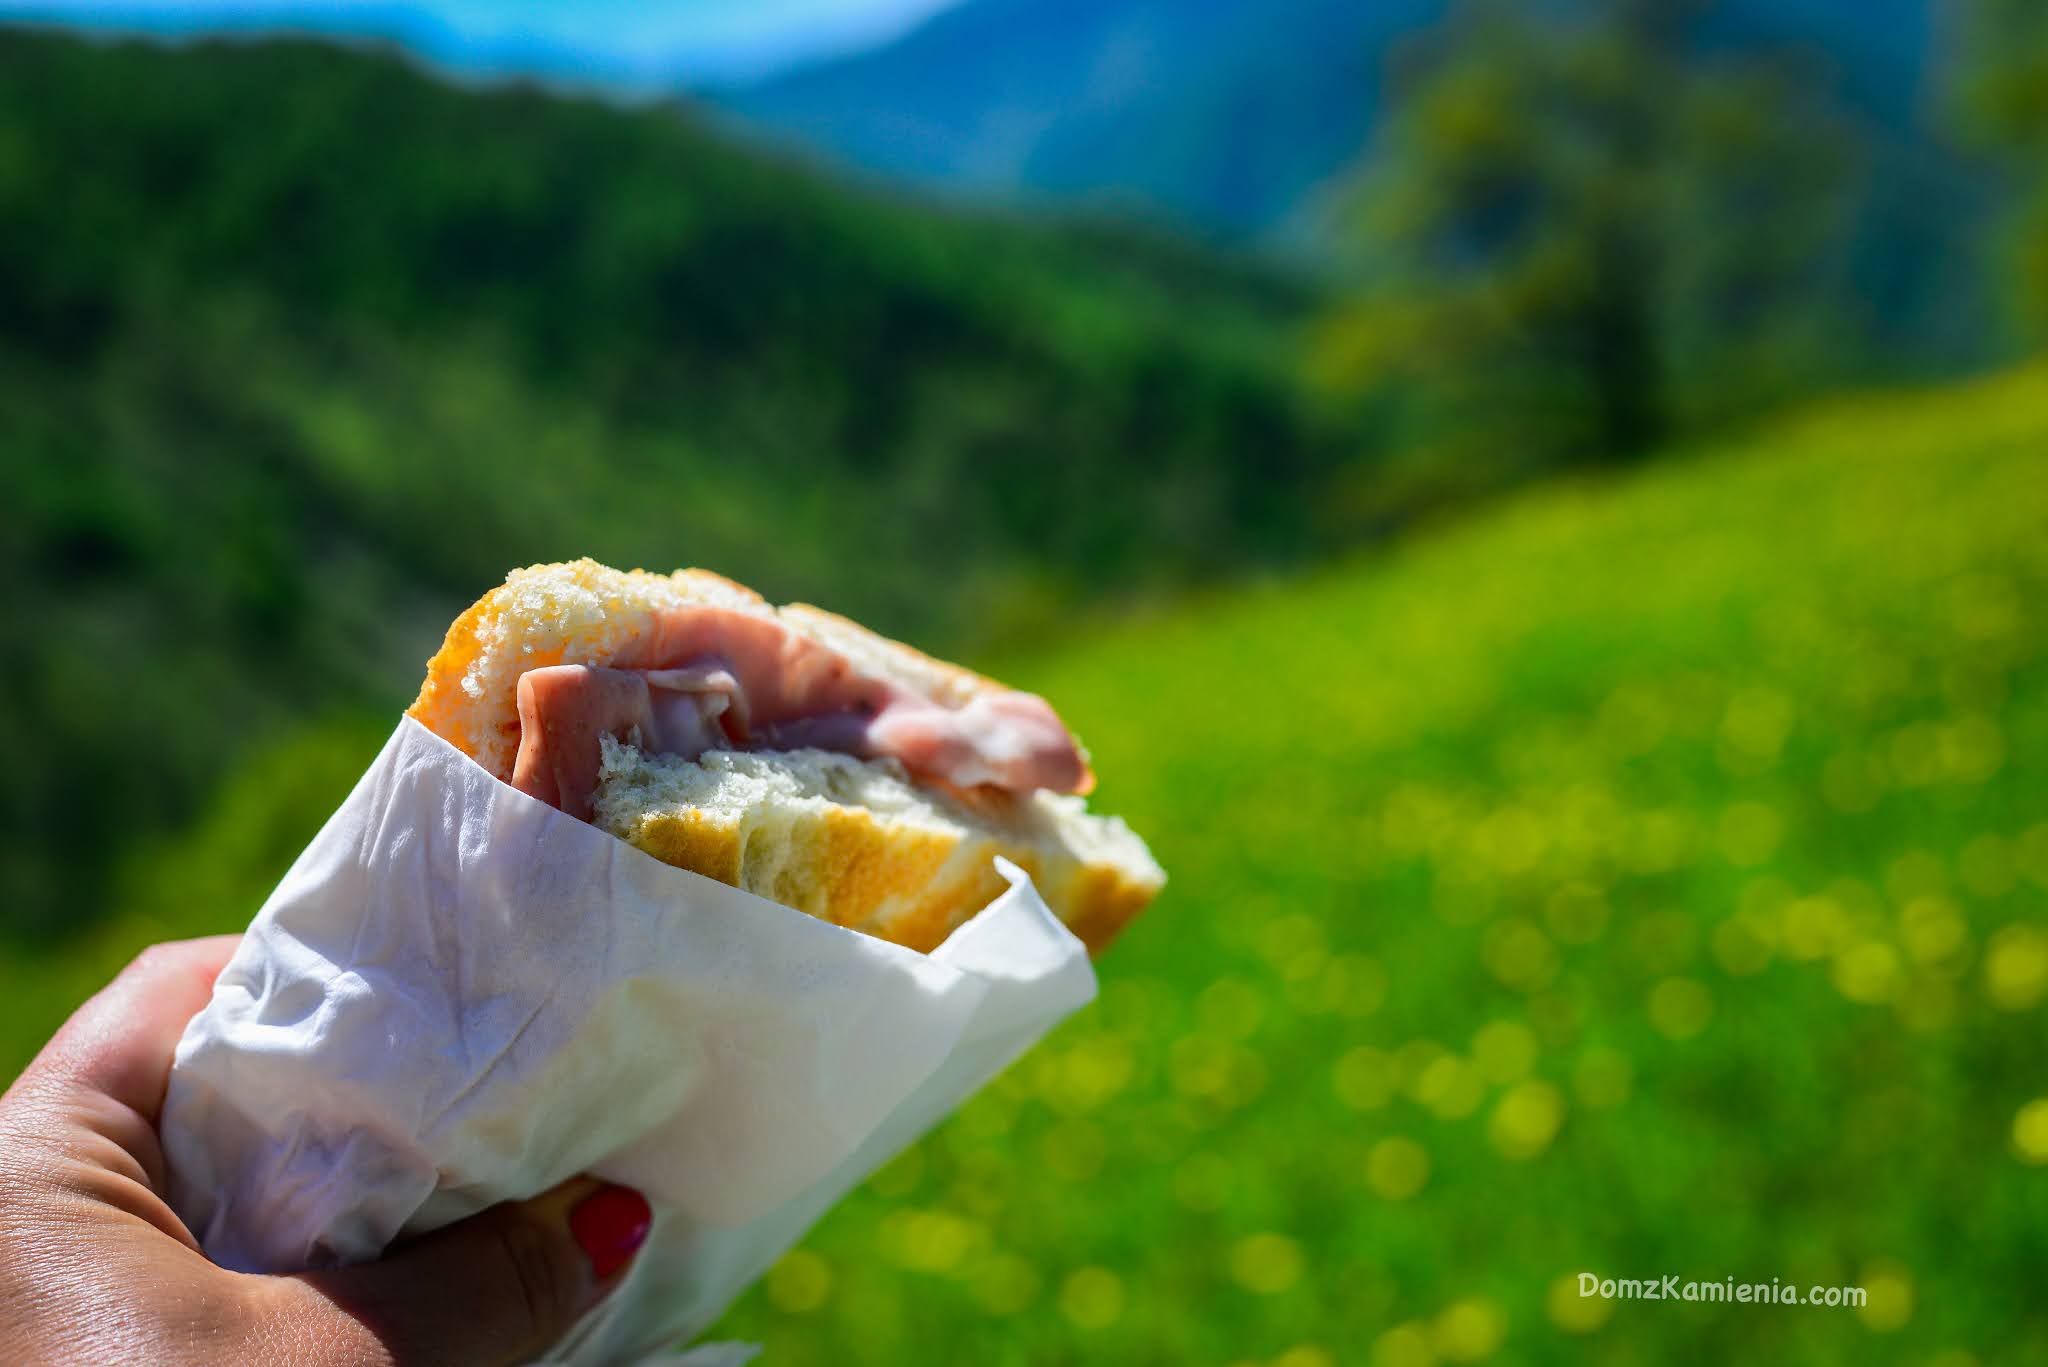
[161, 716, 1097, 1365]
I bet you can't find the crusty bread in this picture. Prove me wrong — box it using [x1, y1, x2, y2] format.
[593, 742, 1162, 954]
[408, 559, 1162, 953]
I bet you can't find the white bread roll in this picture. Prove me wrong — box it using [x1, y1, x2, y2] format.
[408, 559, 1164, 952]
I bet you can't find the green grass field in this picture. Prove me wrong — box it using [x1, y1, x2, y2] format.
[7, 366, 2047, 1363]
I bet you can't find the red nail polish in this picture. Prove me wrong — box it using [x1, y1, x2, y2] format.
[570, 1183, 652, 1280]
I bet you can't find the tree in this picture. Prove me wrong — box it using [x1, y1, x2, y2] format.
[1312, 0, 1861, 471]
[1956, 0, 2048, 330]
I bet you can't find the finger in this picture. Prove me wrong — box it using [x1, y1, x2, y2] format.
[21, 935, 244, 1125]
[277, 1178, 653, 1367]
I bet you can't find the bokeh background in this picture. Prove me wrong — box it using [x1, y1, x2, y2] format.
[3, 1, 2046, 1362]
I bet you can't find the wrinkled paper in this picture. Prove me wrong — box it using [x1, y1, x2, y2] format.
[162, 716, 1097, 1365]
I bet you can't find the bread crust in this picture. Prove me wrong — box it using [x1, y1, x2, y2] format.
[610, 800, 1154, 955]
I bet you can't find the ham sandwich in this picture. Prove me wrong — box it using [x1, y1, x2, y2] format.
[408, 560, 1163, 953]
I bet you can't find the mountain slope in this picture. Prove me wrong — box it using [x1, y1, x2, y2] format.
[724, 0, 1945, 232]
[720, 0, 1435, 237]
[726, 0, 1991, 370]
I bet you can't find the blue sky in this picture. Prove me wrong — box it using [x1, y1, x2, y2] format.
[0, 0, 965, 83]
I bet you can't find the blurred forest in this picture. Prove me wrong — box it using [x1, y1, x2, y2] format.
[1, 31, 1354, 938]
[0, 2, 2031, 949]
[1319, 0, 1864, 470]
[1959, 0, 2048, 326]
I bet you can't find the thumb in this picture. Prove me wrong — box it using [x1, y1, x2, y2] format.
[277, 1178, 653, 1367]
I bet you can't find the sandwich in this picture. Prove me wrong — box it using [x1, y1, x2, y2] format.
[407, 559, 1164, 953]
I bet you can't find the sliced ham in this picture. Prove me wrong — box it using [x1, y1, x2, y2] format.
[509, 606, 1091, 820]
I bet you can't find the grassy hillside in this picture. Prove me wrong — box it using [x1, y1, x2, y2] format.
[0, 30, 1352, 940]
[731, 366, 2048, 1364]
[10, 365, 2044, 1361]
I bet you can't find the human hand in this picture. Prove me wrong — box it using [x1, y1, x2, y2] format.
[0, 936, 652, 1366]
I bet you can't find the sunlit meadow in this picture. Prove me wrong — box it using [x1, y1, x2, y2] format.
[715, 365, 2048, 1363]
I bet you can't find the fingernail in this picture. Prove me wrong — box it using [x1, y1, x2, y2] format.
[569, 1183, 652, 1280]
